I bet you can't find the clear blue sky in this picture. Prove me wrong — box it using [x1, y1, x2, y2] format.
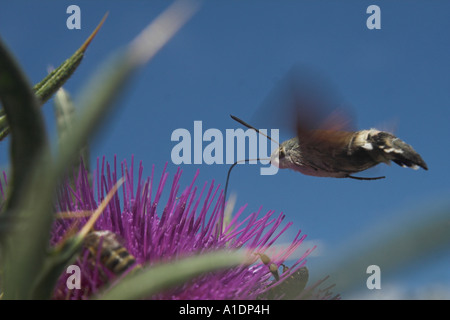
[1, 1, 450, 299]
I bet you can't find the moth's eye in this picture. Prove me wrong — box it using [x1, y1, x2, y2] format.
[279, 148, 286, 159]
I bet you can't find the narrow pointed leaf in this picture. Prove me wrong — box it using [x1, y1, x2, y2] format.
[0, 36, 51, 299]
[54, 87, 90, 176]
[98, 250, 247, 300]
[33, 13, 108, 105]
[0, 13, 108, 142]
[0, 37, 48, 217]
[54, 0, 199, 175]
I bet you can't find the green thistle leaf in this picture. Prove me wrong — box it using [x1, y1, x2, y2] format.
[97, 250, 247, 300]
[34, 13, 108, 105]
[0, 34, 51, 299]
[0, 13, 108, 142]
[53, 87, 91, 178]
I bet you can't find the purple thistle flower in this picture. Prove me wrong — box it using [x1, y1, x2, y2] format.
[51, 156, 316, 300]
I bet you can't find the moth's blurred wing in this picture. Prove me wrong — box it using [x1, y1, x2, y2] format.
[253, 64, 356, 137]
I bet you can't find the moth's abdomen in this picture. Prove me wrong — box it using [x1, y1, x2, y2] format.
[356, 129, 428, 171]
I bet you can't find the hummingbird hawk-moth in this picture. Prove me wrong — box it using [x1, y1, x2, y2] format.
[223, 66, 428, 202]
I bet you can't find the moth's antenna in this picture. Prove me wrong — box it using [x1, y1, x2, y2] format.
[230, 115, 280, 146]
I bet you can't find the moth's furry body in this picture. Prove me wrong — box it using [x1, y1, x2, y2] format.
[270, 128, 428, 178]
